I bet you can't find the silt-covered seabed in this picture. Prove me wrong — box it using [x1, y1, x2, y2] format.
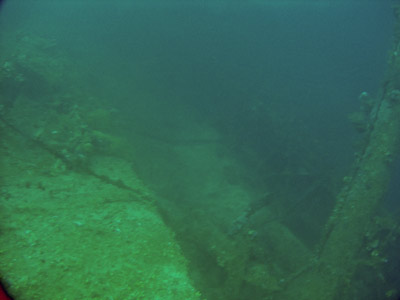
[0, 1, 400, 299]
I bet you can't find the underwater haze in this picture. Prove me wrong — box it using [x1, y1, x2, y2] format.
[1, 1, 399, 299]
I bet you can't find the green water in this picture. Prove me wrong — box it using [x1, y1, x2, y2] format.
[0, 1, 399, 299]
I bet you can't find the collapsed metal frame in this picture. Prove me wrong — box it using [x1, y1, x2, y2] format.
[283, 2, 400, 299]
